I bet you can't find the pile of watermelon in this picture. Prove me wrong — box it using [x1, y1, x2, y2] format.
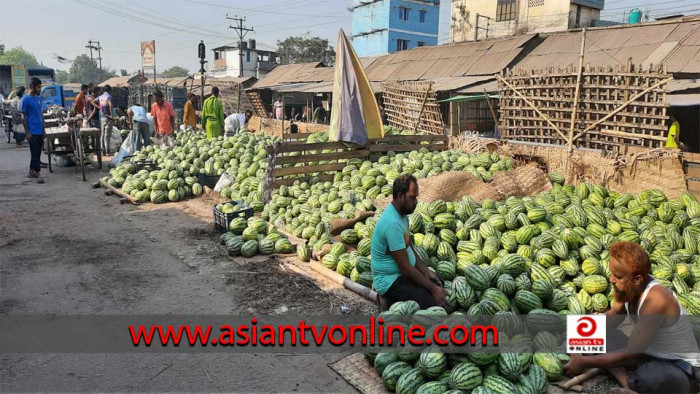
[102, 130, 276, 206]
[220, 216, 294, 257]
[323, 178, 700, 320]
[263, 151, 514, 249]
[367, 302, 566, 394]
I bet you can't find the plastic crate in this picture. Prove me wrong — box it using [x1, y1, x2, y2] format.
[213, 200, 254, 233]
[199, 173, 219, 189]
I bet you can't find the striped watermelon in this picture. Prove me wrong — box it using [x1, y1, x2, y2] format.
[498, 353, 522, 382]
[514, 290, 543, 312]
[241, 240, 258, 257]
[465, 265, 491, 291]
[374, 352, 399, 375]
[533, 353, 563, 380]
[582, 275, 608, 294]
[483, 374, 517, 394]
[396, 367, 426, 394]
[448, 361, 482, 391]
[416, 381, 448, 394]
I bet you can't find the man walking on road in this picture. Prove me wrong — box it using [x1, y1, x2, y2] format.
[21, 78, 45, 184]
[127, 103, 150, 150]
[202, 87, 224, 139]
[151, 91, 175, 145]
[95, 85, 114, 155]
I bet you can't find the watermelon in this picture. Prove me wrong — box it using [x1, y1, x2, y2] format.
[396, 368, 426, 394]
[382, 361, 413, 392]
[374, 352, 399, 375]
[448, 361, 482, 391]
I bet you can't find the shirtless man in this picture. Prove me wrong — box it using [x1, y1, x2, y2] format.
[564, 241, 700, 393]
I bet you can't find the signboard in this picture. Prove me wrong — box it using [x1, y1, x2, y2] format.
[141, 41, 156, 68]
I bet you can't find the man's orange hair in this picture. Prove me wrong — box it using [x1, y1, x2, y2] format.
[609, 241, 651, 277]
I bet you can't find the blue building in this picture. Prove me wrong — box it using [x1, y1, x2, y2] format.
[352, 0, 440, 57]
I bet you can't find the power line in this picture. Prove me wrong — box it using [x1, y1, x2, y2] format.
[185, 0, 349, 19]
[227, 15, 255, 78]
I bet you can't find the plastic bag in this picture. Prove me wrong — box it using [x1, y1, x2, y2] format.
[111, 130, 138, 166]
[108, 126, 122, 153]
[214, 173, 236, 192]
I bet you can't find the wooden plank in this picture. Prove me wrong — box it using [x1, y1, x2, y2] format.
[267, 141, 357, 154]
[369, 144, 448, 152]
[274, 149, 370, 166]
[370, 134, 448, 143]
[283, 132, 314, 140]
[687, 180, 700, 192]
[273, 162, 346, 177]
[683, 152, 700, 163]
[600, 129, 667, 142]
[687, 164, 700, 178]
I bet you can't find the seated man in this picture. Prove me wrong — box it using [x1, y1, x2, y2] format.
[564, 241, 700, 393]
[370, 174, 448, 310]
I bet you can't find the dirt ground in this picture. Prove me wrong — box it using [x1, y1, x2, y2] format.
[0, 141, 375, 392]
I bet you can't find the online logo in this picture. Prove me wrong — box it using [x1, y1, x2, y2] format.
[566, 315, 606, 354]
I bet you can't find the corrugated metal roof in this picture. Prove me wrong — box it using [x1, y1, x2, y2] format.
[99, 75, 144, 87]
[251, 34, 537, 93]
[667, 78, 700, 92]
[456, 79, 499, 94]
[514, 18, 700, 73]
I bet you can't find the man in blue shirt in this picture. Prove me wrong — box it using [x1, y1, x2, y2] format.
[21, 78, 45, 184]
[371, 174, 448, 309]
[127, 103, 150, 150]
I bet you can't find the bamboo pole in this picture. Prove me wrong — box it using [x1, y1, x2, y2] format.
[412, 82, 432, 134]
[99, 179, 139, 205]
[309, 260, 378, 302]
[483, 89, 499, 128]
[572, 77, 673, 141]
[568, 28, 586, 152]
[495, 73, 569, 142]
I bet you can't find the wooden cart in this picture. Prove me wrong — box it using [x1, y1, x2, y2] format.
[44, 117, 102, 181]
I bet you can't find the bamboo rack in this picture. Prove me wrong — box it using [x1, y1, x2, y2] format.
[381, 80, 445, 135]
[498, 64, 671, 151]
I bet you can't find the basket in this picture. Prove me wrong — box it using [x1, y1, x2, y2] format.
[199, 173, 220, 189]
[213, 200, 254, 233]
[133, 159, 159, 172]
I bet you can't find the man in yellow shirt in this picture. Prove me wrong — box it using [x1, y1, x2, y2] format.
[666, 116, 680, 149]
[183, 93, 197, 129]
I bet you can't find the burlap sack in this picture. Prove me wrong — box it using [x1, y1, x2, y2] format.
[490, 171, 525, 199]
[512, 163, 552, 196]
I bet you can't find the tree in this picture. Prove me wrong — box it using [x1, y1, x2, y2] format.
[120, 69, 128, 77]
[68, 54, 114, 84]
[161, 66, 189, 78]
[0, 46, 41, 67]
[277, 36, 335, 66]
[56, 69, 69, 84]
[0, 44, 5, 56]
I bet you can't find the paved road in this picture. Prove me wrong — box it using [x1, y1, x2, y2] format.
[0, 139, 360, 392]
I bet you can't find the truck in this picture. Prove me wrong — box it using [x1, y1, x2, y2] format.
[0, 65, 78, 111]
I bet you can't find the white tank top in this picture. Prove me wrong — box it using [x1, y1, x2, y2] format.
[625, 279, 700, 367]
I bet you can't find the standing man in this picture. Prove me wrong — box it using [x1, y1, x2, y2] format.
[21, 78, 45, 184]
[73, 84, 88, 118]
[371, 174, 448, 309]
[273, 96, 284, 120]
[183, 92, 197, 129]
[86, 86, 100, 129]
[201, 87, 224, 139]
[151, 91, 175, 144]
[666, 115, 680, 149]
[312, 102, 327, 124]
[564, 241, 700, 393]
[93, 84, 114, 155]
[127, 103, 150, 150]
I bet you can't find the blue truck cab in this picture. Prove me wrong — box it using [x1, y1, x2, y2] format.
[40, 84, 78, 111]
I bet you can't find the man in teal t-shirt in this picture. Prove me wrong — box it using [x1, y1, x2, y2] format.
[371, 174, 448, 309]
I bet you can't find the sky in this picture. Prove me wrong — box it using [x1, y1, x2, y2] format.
[1, 0, 698, 75]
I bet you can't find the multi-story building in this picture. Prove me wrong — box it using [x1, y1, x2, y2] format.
[352, 0, 441, 57]
[210, 40, 277, 79]
[450, 0, 604, 42]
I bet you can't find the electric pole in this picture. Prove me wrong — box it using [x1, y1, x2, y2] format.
[86, 40, 103, 83]
[226, 15, 254, 79]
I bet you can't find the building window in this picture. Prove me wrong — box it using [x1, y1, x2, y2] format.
[496, 0, 517, 22]
[397, 39, 409, 51]
[399, 7, 410, 21]
[246, 49, 251, 62]
[417, 41, 425, 47]
[419, 10, 427, 23]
